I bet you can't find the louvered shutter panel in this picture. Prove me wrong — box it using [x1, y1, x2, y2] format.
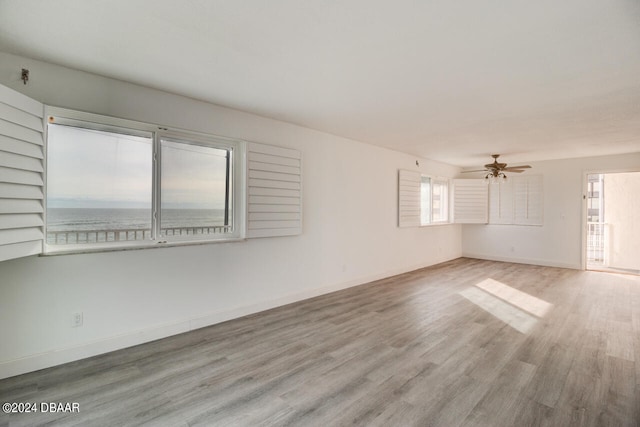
[398, 170, 421, 227]
[452, 179, 488, 224]
[489, 180, 514, 224]
[246, 142, 302, 238]
[0, 84, 44, 261]
[514, 175, 543, 225]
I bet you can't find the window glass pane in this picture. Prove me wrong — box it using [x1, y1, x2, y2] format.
[432, 180, 449, 222]
[420, 176, 431, 225]
[46, 124, 152, 245]
[160, 139, 232, 237]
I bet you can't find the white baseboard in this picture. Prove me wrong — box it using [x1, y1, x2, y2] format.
[0, 256, 456, 380]
[461, 252, 581, 270]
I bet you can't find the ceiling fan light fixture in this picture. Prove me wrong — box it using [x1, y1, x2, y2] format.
[485, 170, 507, 184]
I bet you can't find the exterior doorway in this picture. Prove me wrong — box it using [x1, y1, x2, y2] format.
[585, 171, 640, 275]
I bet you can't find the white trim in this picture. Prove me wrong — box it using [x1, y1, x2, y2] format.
[581, 171, 588, 271]
[46, 107, 158, 133]
[580, 167, 640, 271]
[462, 252, 580, 270]
[429, 175, 450, 224]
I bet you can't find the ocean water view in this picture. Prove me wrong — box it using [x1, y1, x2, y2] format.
[47, 208, 228, 244]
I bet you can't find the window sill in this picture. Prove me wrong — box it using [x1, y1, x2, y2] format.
[41, 237, 247, 257]
[419, 221, 453, 227]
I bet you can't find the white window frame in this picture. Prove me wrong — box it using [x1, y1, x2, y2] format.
[420, 175, 432, 225]
[156, 131, 243, 244]
[420, 174, 451, 226]
[430, 177, 450, 224]
[44, 107, 245, 254]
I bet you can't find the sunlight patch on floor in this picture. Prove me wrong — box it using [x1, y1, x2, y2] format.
[459, 279, 553, 334]
[475, 278, 552, 317]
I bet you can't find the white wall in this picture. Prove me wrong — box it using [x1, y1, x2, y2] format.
[604, 172, 640, 270]
[461, 154, 640, 269]
[0, 52, 462, 379]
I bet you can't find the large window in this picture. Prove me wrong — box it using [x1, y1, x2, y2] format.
[0, 87, 301, 261]
[398, 169, 450, 227]
[45, 110, 242, 252]
[159, 137, 233, 239]
[47, 123, 153, 245]
[420, 176, 449, 225]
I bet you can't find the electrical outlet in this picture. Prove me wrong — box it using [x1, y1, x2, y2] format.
[72, 312, 83, 328]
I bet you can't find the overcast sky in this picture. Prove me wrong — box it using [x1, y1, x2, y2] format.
[47, 124, 228, 210]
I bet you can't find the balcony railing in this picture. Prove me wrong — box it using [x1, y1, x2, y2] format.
[47, 225, 232, 245]
[586, 222, 607, 265]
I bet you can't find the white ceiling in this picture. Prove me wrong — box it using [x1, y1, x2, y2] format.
[1, 0, 639, 167]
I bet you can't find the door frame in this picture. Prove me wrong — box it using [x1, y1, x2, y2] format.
[581, 167, 640, 271]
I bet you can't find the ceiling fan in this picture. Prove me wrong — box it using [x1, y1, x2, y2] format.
[463, 154, 531, 181]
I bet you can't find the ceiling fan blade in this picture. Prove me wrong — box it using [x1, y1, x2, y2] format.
[486, 162, 507, 168]
[461, 169, 488, 173]
[474, 156, 533, 174]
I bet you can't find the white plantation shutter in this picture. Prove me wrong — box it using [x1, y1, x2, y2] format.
[398, 170, 421, 227]
[486, 175, 543, 226]
[452, 179, 488, 224]
[0, 84, 44, 261]
[246, 142, 302, 238]
[514, 175, 543, 225]
[489, 180, 514, 224]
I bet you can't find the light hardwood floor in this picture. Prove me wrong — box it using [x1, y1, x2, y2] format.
[1, 258, 639, 426]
